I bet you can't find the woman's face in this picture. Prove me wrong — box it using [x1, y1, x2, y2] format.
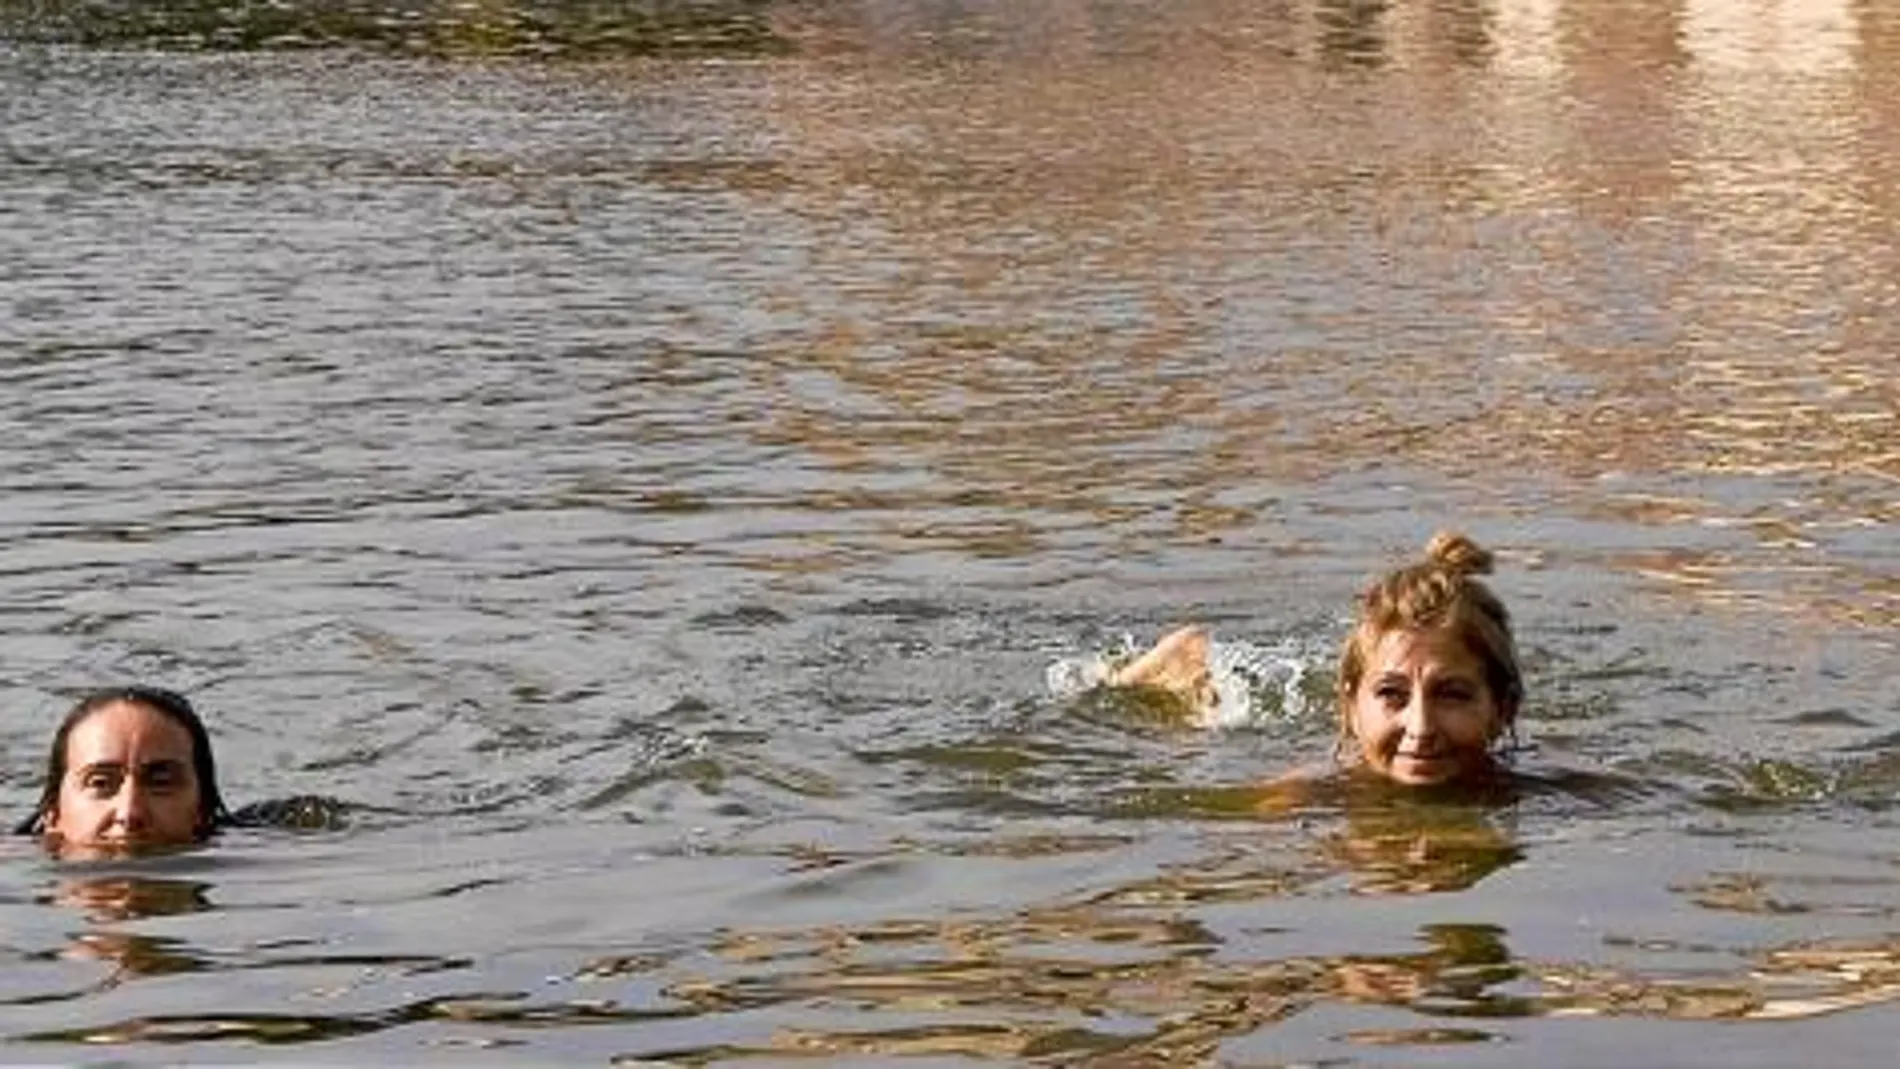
[48, 700, 204, 852]
[1348, 627, 1508, 787]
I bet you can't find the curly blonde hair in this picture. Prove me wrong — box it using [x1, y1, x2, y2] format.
[1336, 532, 1524, 742]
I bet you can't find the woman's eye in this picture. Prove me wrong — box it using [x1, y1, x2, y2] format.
[81, 772, 119, 795]
[1374, 685, 1407, 705]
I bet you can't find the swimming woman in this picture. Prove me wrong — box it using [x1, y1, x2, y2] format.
[17, 685, 341, 856]
[16, 686, 230, 853]
[1110, 531, 1522, 789]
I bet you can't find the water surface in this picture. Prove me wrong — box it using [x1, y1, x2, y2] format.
[1, 0, 1896, 1063]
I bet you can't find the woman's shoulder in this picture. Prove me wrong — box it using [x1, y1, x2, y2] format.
[225, 795, 350, 831]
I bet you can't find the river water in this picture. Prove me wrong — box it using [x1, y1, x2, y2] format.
[0, 0, 1895, 1063]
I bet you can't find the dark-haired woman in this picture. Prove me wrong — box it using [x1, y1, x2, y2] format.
[16, 686, 229, 852]
[18, 685, 339, 856]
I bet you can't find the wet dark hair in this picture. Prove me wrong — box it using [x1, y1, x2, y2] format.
[14, 685, 231, 838]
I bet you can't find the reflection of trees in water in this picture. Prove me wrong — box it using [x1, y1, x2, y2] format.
[786, 0, 1501, 69]
[1315, 0, 1386, 67]
[0, 0, 786, 55]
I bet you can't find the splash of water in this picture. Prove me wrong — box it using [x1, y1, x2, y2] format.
[1046, 631, 1322, 730]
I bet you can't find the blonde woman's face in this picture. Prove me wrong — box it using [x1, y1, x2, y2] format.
[1347, 627, 1506, 786]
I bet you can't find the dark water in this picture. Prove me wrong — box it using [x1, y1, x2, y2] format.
[1, 0, 1896, 1063]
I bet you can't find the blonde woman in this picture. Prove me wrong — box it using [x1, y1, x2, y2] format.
[1113, 532, 1523, 789]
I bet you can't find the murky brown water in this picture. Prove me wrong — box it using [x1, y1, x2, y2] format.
[1, 0, 1896, 1063]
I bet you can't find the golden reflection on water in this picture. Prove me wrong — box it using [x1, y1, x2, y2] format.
[749, 0, 1896, 629]
[45, 876, 214, 982]
[7, 1, 1898, 1059]
[1324, 801, 1524, 895]
[50, 874, 213, 925]
[30, 819, 1900, 1057]
[613, 813, 1900, 1063]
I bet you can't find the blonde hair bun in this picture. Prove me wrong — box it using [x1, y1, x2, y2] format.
[1424, 531, 1494, 577]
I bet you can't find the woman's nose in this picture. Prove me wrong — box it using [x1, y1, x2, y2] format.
[1400, 693, 1438, 736]
[112, 784, 149, 830]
